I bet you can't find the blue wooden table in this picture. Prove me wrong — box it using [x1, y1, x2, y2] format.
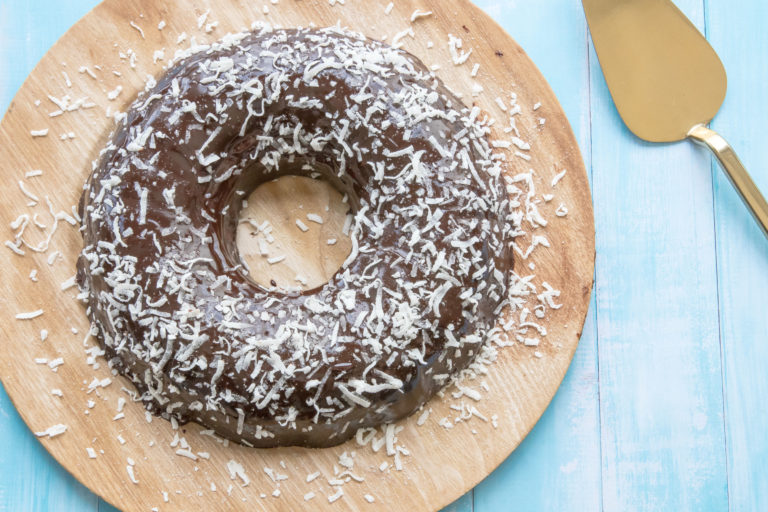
[2, 0, 766, 510]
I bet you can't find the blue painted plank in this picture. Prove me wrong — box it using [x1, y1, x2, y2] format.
[0, 0, 98, 116]
[590, 0, 728, 510]
[705, 1, 768, 510]
[442, 492, 473, 512]
[473, 1, 602, 511]
[0, 1, 103, 510]
[98, 500, 120, 512]
[0, 386, 98, 512]
[474, 303, 601, 512]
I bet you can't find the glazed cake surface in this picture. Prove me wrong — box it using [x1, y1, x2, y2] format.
[77, 26, 515, 447]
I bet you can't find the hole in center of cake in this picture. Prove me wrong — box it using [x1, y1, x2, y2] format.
[236, 175, 352, 291]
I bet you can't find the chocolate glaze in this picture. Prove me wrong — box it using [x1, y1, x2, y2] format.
[77, 26, 514, 447]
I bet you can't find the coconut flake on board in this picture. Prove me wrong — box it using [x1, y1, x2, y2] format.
[2, 4, 570, 505]
[35, 424, 67, 438]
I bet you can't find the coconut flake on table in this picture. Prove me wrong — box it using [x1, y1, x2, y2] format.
[391, 28, 415, 49]
[106, 86, 123, 101]
[47, 250, 62, 265]
[35, 424, 67, 438]
[16, 309, 43, 320]
[306, 213, 323, 224]
[551, 169, 567, 187]
[129, 21, 145, 39]
[328, 489, 344, 503]
[176, 448, 198, 460]
[448, 34, 473, 65]
[60, 275, 77, 290]
[410, 10, 432, 22]
[5, 241, 24, 255]
[226, 460, 250, 486]
[196, 9, 210, 29]
[47, 358, 64, 371]
[126, 462, 139, 484]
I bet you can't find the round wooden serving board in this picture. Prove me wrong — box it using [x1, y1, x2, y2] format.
[0, 1, 595, 511]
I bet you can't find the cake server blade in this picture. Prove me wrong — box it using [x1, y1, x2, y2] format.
[582, 0, 768, 237]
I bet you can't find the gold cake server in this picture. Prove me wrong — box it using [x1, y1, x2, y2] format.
[583, 0, 768, 237]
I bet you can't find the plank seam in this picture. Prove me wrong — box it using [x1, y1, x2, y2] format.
[702, 0, 732, 509]
[584, 17, 606, 512]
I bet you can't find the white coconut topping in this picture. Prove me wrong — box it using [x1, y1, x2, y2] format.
[551, 169, 567, 187]
[328, 489, 344, 503]
[16, 309, 43, 320]
[226, 460, 250, 486]
[306, 213, 324, 224]
[107, 86, 123, 101]
[35, 424, 67, 438]
[129, 21, 145, 39]
[72, 25, 554, 459]
[126, 464, 139, 484]
[448, 34, 473, 65]
[410, 10, 432, 22]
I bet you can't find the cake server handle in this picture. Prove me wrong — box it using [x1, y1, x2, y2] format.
[688, 124, 768, 239]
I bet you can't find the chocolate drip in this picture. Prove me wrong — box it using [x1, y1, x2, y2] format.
[77, 27, 514, 447]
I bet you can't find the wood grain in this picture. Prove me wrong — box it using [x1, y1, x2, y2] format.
[471, 1, 602, 510]
[0, 1, 103, 511]
[590, 0, 729, 509]
[237, 176, 353, 290]
[707, 0, 768, 509]
[0, 1, 594, 511]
